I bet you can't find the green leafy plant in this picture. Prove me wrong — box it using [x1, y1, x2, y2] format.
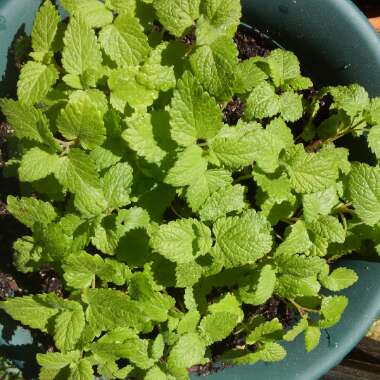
[1, 0, 380, 378]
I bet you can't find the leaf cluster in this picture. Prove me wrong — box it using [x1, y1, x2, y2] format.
[1, 0, 380, 378]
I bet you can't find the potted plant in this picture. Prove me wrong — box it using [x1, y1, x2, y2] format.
[1, 1, 380, 380]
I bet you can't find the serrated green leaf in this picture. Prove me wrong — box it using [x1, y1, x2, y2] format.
[19, 147, 60, 182]
[55, 148, 98, 192]
[276, 275, 321, 298]
[167, 332, 206, 371]
[7, 195, 57, 228]
[304, 325, 321, 352]
[329, 84, 369, 116]
[17, 62, 58, 104]
[57, 94, 106, 150]
[123, 112, 167, 164]
[308, 215, 345, 244]
[105, 0, 136, 15]
[209, 122, 259, 170]
[283, 144, 340, 194]
[368, 124, 380, 159]
[61, 0, 113, 28]
[37, 351, 81, 380]
[136, 42, 176, 92]
[196, 0, 241, 45]
[165, 145, 207, 186]
[186, 169, 232, 211]
[177, 310, 200, 335]
[32, 0, 61, 53]
[348, 163, 380, 225]
[0, 293, 76, 333]
[283, 317, 308, 342]
[0, 99, 57, 146]
[93, 207, 150, 255]
[54, 304, 85, 352]
[276, 221, 312, 255]
[284, 75, 313, 91]
[83, 288, 150, 332]
[102, 162, 133, 208]
[153, 0, 200, 37]
[303, 186, 339, 222]
[320, 296, 348, 328]
[245, 82, 280, 120]
[268, 49, 300, 87]
[251, 118, 294, 173]
[151, 218, 212, 263]
[246, 318, 283, 344]
[129, 272, 175, 322]
[69, 359, 94, 380]
[199, 312, 239, 344]
[170, 71, 223, 147]
[13, 236, 43, 273]
[190, 36, 237, 100]
[213, 210, 273, 268]
[320, 267, 358, 291]
[108, 67, 157, 112]
[63, 252, 106, 288]
[222, 342, 286, 365]
[279, 92, 303, 122]
[199, 184, 246, 221]
[253, 170, 292, 203]
[62, 15, 102, 76]
[145, 366, 168, 380]
[150, 333, 165, 360]
[234, 58, 268, 94]
[237, 265, 276, 306]
[275, 253, 326, 278]
[99, 14, 150, 67]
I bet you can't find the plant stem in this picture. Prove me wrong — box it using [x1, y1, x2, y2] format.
[288, 298, 319, 315]
[234, 174, 252, 183]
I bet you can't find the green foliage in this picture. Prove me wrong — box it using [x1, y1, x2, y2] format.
[1, 1, 379, 378]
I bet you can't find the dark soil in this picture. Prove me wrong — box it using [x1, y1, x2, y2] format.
[223, 97, 245, 126]
[234, 25, 274, 60]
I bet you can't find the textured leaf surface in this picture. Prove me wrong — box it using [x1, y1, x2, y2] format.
[123, 112, 167, 164]
[196, 0, 241, 45]
[153, 0, 200, 37]
[18, 62, 58, 104]
[320, 268, 358, 291]
[54, 304, 85, 352]
[213, 210, 272, 268]
[186, 169, 232, 211]
[190, 37, 237, 99]
[245, 82, 280, 120]
[62, 15, 102, 75]
[102, 162, 133, 209]
[165, 145, 208, 186]
[32, 0, 61, 52]
[19, 148, 60, 182]
[283, 145, 339, 193]
[58, 93, 106, 150]
[348, 163, 380, 225]
[99, 15, 150, 67]
[61, 0, 113, 28]
[7, 196, 57, 228]
[170, 71, 223, 146]
[199, 184, 246, 221]
[151, 219, 212, 263]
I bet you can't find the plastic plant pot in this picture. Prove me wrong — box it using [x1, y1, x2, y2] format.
[1, 1, 380, 379]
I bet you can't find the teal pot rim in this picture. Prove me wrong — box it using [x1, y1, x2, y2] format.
[1, 1, 380, 380]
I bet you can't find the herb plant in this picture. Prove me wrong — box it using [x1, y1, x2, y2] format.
[1, 0, 380, 379]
